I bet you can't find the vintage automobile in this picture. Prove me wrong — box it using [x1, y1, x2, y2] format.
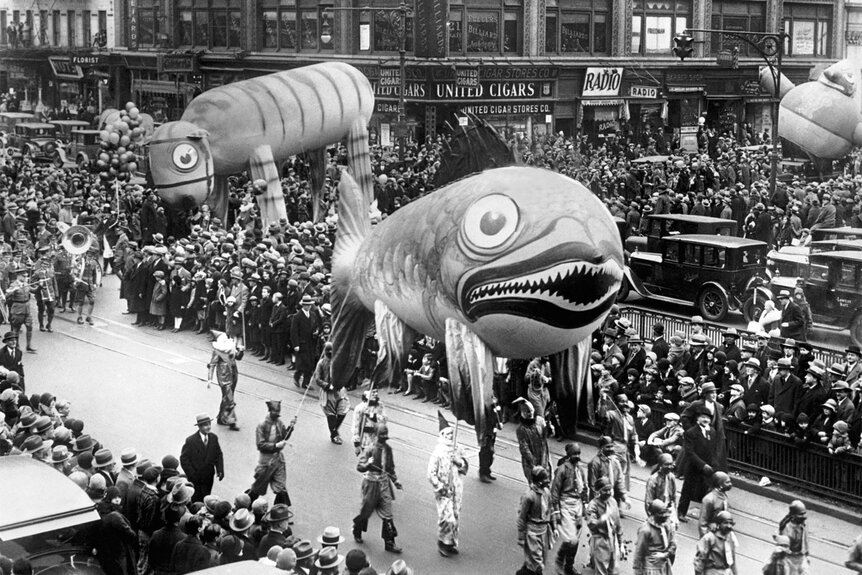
[49, 119, 92, 142]
[624, 214, 738, 253]
[55, 129, 102, 170]
[7, 122, 62, 165]
[765, 239, 862, 280]
[0, 111, 36, 133]
[770, 251, 862, 345]
[0, 456, 104, 574]
[811, 226, 862, 242]
[618, 234, 771, 322]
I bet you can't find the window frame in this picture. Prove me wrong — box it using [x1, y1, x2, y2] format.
[176, 0, 242, 50]
[709, 0, 766, 56]
[258, 3, 331, 53]
[631, 0, 692, 56]
[82, 10, 91, 47]
[783, 3, 832, 58]
[448, 2, 522, 56]
[544, 0, 610, 55]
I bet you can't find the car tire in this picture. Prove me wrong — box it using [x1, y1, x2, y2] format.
[742, 296, 765, 323]
[851, 314, 862, 348]
[698, 286, 728, 322]
[617, 277, 630, 303]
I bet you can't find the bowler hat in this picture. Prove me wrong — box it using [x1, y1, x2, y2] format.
[314, 547, 344, 570]
[847, 345, 862, 356]
[93, 448, 115, 468]
[317, 526, 345, 546]
[292, 540, 315, 561]
[2, 331, 18, 343]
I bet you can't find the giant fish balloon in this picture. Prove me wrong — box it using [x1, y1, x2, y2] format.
[331, 167, 624, 440]
[761, 60, 862, 160]
[148, 62, 375, 229]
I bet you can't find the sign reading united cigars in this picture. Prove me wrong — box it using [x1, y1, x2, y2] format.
[365, 66, 557, 102]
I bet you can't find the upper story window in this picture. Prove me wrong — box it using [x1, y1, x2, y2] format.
[710, 1, 765, 56]
[783, 2, 831, 57]
[260, 1, 331, 52]
[448, 0, 521, 55]
[176, 0, 241, 49]
[631, 0, 691, 55]
[545, 0, 610, 55]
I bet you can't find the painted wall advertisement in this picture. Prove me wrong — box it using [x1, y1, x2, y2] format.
[583, 67, 623, 97]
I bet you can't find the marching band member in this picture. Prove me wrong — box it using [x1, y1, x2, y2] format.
[5, 267, 35, 352]
[31, 245, 58, 332]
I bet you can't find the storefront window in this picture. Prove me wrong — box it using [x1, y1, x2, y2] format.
[546, 0, 609, 55]
[783, 3, 831, 57]
[449, 9, 462, 53]
[503, 12, 518, 53]
[467, 11, 499, 52]
[279, 11, 296, 49]
[631, 0, 690, 55]
[711, 1, 764, 55]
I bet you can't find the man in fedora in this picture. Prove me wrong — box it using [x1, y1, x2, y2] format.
[292, 539, 315, 574]
[677, 407, 720, 523]
[115, 447, 139, 500]
[6, 268, 36, 353]
[180, 413, 224, 503]
[0, 331, 25, 391]
[229, 508, 258, 560]
[256, 503, 293, 558]
[770, 358, 803, 424]
[386, 559, 414, 575]
[719, 328, 742, 363]
[777, 289, 805, 340]
[314, 546, 344, 575]
[833, 380, 856, 424]
[798, 362, 828, 420]
[742, 357, 770, 407]
[290, 294, 320, 388]
[93, 448, 117, 487]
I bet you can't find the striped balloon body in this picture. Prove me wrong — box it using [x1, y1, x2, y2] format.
[181, 62, 373, 174]
[149, 62, 374, 212]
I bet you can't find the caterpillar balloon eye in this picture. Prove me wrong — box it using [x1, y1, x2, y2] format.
[462, 194, 520, 251]
[171, 144, 199, 171]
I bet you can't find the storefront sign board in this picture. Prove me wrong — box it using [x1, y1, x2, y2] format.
[583, 67, 623, 97]
[630, 85, 658, 98]
[128, 0, 138, 50]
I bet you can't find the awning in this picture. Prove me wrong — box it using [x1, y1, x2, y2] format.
[133, 79, 180, 96]
[744, 97, 773, 104]
[580, 98, 624, 107]
[625, 98, 664, 105]
[49, 57, 83, 81]
[706, 95, 743, 100]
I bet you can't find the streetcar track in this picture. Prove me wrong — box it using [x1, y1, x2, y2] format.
[57, 315, 851, 563]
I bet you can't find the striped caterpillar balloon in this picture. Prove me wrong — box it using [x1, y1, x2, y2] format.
[149, 62, 375, 229]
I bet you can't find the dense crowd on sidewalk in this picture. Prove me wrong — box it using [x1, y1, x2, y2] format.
[3, 118, 862, 573]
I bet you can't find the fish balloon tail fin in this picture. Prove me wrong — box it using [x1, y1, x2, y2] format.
[370, 301, 417, 391]
[549, 338, 594, 436]
[331, 171, 373, 389]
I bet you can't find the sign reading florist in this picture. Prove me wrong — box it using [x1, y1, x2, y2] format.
[583, 67, 623, 97]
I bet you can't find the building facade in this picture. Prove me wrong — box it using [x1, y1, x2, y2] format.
[0, 0, 115, 112]
[0, 0, 848, 142]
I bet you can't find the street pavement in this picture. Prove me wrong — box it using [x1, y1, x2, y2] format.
[20, 275, 859, 574]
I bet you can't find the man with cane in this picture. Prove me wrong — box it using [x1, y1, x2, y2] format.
[249, 399, 297, 507]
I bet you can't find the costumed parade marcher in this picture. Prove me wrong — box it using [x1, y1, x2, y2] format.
[312, 341, 350, 444]
[517, 465, 554, 575]
[351, 422, 403, 553]
[644, 453, 678, 532]
[586, 476, 624, 575]
[207, 332, 241, 431]
[694, 511, 738, 575]
[249, 399, 296, 506]
[633, 499, 676, 575]
[352, 388, 386, 456]
[6, 267, 36, 352]
[777, 500, 810, 575]
[550, 443, 587, 575]
[427, 411, 468, 558]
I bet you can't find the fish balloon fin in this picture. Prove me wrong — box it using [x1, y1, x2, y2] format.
[305, 146, 327, 223]
[346, 119, 375, 209]
[331, 170, 373, 389]
[205, 175, 230, 225]
[549, 338, 594, 435]
[370, 301, 417, 389]
[445, 318, 494, 443]
[249, 145, 288, 231]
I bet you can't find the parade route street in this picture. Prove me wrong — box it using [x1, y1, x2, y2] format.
[22, 274, 860, 574]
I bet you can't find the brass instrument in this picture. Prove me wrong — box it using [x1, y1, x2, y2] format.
[60, 225, 94, 256]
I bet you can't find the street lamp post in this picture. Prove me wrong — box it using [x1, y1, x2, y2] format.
[321, 2, 411, 161]
[679, 29, 788, 195]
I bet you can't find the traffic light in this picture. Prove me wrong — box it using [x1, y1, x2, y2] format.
[672, 34, 694, 60]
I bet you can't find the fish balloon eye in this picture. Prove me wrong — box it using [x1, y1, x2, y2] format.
[462, 194, 520, 250]
[171, 143, 199, 171]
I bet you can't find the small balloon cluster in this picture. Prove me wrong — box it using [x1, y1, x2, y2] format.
[95, 102, 145, 181]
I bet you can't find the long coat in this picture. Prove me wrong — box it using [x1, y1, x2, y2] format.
[180, 432, 224, 501]
[290, 309, 320, 373]
[676, 425, 721, 505]
[126, 261, 148, 313]
[96, 509, 138, 575]
[149, 279, 168, 316]
[780, 300, 806, 340]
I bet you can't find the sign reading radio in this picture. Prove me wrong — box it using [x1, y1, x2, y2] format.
[583, 67, 623, 97]
[630, 85, 658, 98]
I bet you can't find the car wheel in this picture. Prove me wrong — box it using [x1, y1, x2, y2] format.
[742, 296, 765, 323]
[616, 277, 630, 303]
[698, 286, 728, 322]
[851, 314, 862, 348]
